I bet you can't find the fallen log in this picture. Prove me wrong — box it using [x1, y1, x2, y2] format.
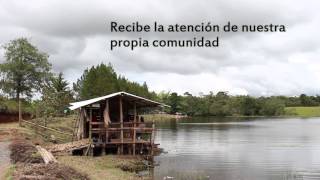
[20, 175, 55, 180]
[46, 139, 90, 153]
[35, 145, 57, 164]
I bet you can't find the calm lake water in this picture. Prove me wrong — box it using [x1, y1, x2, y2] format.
[153, 117, 320, 180]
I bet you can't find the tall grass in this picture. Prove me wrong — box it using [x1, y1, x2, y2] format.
[284, 106, 320, 117]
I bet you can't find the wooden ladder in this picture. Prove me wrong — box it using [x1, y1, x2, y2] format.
[72, 113, 80, 142]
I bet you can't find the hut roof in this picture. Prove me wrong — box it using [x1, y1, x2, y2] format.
[69, 91, 168, 110]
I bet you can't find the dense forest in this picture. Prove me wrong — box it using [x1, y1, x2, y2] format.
[72, 63, 157, 100]
[0, 38, 319, 118]
[160, 92, 320, 116]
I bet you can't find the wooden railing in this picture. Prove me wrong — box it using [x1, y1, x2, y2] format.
[89, 121, 156, 155]
[22, 120, 73, 143]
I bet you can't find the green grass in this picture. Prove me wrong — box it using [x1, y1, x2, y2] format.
[39, 116, 76, 134]
[4, 165, 15, 180]
[58, 156, 149, 180]
[0, 122, 40, 142]
[23, 117, 75, 143]
[284, 106, 320, 117]
[143, 114, 177, 121]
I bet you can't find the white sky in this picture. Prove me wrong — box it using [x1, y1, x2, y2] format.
[0, 0, 319, 96]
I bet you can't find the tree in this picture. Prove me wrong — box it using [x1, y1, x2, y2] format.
[181, 92, 199, 116]
[0, 38, 51, 125]
[73, 63, 118, 100]
[73, 63, 155, 100]
[42, 73, 73, 116]
[209, 91, 231, 116]
[300, 94, 308, 106]
[299, 94, 318, 106]
[240, 96, 259, 116]
[260, 98, 285, 116]
[156, 91, 171, 113]
[167, 92, 182, 114]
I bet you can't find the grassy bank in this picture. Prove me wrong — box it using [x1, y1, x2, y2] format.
[3, 165, 15, 180]
[284, 106, 320, 117]
[22, 116, 76, 143]
[0, 121, 148, 180]
[58, 156, 149, 180]
[0, 122, 42, 143]
[143, 114, 180, 121]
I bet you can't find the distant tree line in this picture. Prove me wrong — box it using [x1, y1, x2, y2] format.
[158, 92, 320, 116]
[1, 38, 319, 119]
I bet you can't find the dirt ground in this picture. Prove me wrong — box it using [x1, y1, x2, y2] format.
[0, 141, 11, 179]
[0, 112, 31, 123]
[0, 122, 89, 180]
[0, 123, 21, 179]
[0, 122, 150, 180]
[9, 139, 89, 180]
[10, 140, 44, 164]
[14, 163, 89, 180]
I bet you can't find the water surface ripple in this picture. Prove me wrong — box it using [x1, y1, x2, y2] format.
[154, 117, 320, 180]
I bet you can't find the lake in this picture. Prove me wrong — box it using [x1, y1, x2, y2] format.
[153, 117, 320, 180]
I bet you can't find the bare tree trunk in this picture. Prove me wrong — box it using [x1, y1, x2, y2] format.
[17, 91, 22, 127]
[19, 98, 22, 126]
[18, 93, 22, 127]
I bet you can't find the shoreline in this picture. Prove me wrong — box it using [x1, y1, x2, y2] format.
[143, 113, 320, 122]
[0, 122, 149, 180]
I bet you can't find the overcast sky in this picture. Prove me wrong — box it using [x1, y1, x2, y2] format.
[0, 0, 319, 96]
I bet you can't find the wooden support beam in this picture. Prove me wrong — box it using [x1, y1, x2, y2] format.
[151, 120, 155, 156]
[106, 141, 153, 144]
[89, 109, 92, 140]
[85, 143, 91, 156]
[86, 109, 92, 155]
[90, 122, 104, 125]
[133, 102, 136, 156]
[105, 99, 109, 153]
[109, 122, 153, 125]
[106, 127, 154, 131]
[120, 96, 124, 154]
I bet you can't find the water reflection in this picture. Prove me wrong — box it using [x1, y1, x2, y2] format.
[153, 117, 320, 180]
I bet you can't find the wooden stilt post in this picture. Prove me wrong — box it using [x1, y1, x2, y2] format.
[89, 109, 92, 156]
[133, 102, 137, 156]
[120, 96, 124, 154]
[89, 109, 92, 140]
[151, 120, 155, 155]
[105, 99, 109, 155]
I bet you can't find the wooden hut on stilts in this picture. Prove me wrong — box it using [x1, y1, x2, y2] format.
[69, 92, 166, 156]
